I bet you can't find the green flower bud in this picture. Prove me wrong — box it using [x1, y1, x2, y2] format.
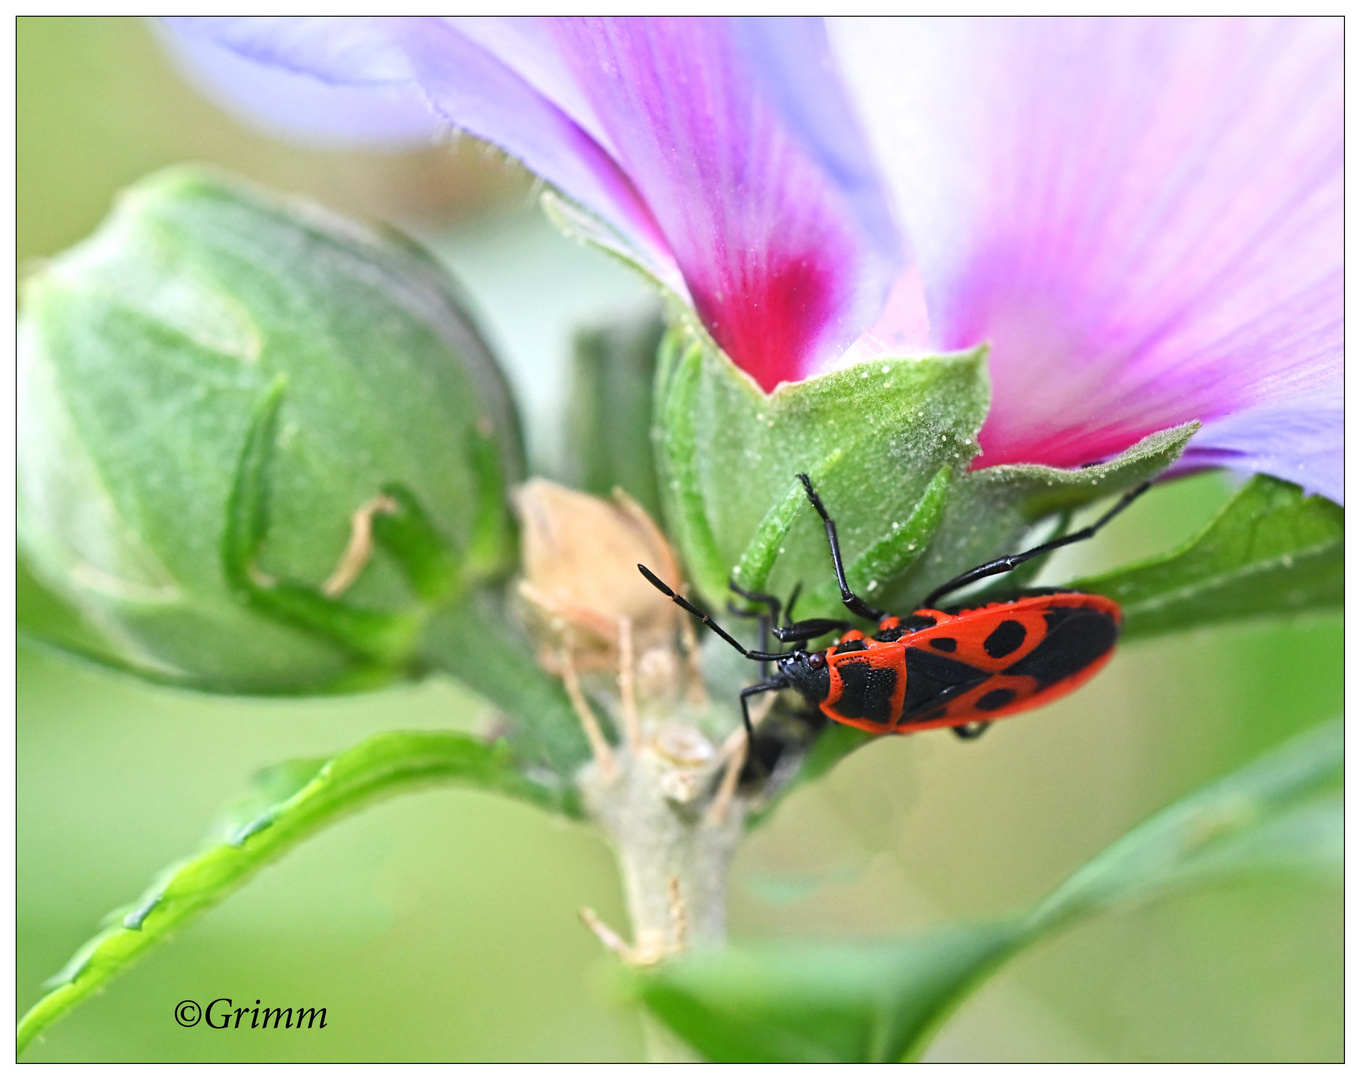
[19, 167, 523, 694]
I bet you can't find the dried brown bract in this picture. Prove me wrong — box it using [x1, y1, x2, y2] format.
[514, 479, 684, 676]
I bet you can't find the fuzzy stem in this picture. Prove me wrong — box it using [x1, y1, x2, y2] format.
[580, 743, 743, 1061]
[584, 747, 743, 954]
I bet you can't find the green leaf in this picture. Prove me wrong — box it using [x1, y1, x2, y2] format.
[637, 717, 1340, 1062]
[879, 422, 1199, 611]
[17, 729, 576, 1055]
[567, 307, 667, 520]
[633, 924, 1020, 1063]
[654, 327, 990, 615]
[1025, 716, 1341, 937]
[1070, 474, 1343, 640]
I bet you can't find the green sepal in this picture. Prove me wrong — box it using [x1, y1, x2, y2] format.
[373, 482, 465, 605]
[221, 379, 425, 667]
[636, 717, 1340, 1062]
[540, 191, 688, 314]
[567, 308, 667, 519]
[218, 380, 590, 774]
[879, 421, 1199, 611]
[463, 426, 517, 580]
[18, 553, 131, 674]
[731, 450, 845, 597]
[800, 464, 953, 616]
[654, 327, 990, 616]
[221, 374, 287, 590]
[1071, 474, 1343, 639]
[17, 730, 579, 1055]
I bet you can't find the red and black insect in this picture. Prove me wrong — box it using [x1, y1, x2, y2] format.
[640, 473, 1149, 743]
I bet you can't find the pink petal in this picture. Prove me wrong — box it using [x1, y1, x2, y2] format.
[544, 19, 899, 388]
[165, 17, 904, 390]
[837, 18, 1341, 490]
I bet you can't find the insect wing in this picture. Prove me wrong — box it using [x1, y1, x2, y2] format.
[896, 593, 1121, 733]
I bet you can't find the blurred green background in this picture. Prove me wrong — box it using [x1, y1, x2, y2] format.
[18, 18, 1342, 1062]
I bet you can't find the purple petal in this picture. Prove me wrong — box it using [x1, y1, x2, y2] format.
[1181, 396, 1343, 505]
[165, 18, 670, 270]
[164, 17, 904, 391]
[837, 18, 1341, 498]
[161, 17, 438, 145]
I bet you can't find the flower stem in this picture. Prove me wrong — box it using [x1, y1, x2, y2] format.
[583, 745, 743, 957]
[580, 741, 744, 1061]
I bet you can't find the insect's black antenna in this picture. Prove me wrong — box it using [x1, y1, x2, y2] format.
[638, 565, 794, 662]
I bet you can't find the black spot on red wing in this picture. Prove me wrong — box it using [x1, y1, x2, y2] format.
[928, 636, 957, 652]
[873, 626, 907, 642]
[1005, 608, 1117, 687]
[902, 613, 938, 631]
[977, 687, 1017, 711]
[983, 619, 1027, 658]
[833, 659, 898, 725]
[833, 638, 868, 654]
[900, 649, 990, 716]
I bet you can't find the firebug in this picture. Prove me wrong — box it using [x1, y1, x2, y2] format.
[640, 473, 1150, 743]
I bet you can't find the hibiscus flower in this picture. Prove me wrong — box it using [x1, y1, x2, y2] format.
[165, 16, 1342, 503]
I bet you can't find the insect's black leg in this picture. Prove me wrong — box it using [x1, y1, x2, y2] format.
[726, 603, 772, 677]
[739, 676, 789, 745]
[771, 618, 852, 642]
[923, 480, 1154, 609]
[952, 721, 991, 740]
[767, 583, 814, 652]
[728, 580, 784, 678]
[797, 474, 886, 621]
[728, 579, 783, 626]
[639, 564, 792, 663]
